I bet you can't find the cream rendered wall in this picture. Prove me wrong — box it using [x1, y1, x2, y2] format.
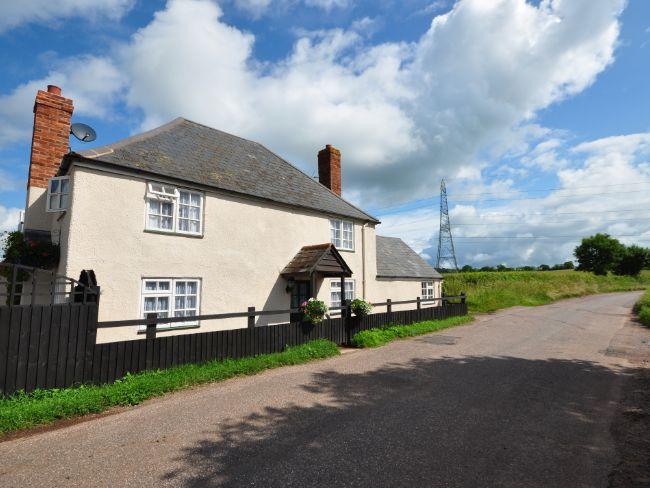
[371, 278, 442, 312]
[62, 167, 378, 343]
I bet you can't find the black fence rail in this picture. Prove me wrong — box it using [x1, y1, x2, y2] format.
[0, 294, 468, 395]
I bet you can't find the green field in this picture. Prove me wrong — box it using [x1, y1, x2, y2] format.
[443, 270, 650, 313]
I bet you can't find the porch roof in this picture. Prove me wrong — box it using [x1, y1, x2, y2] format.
[281, 243, 352, 279]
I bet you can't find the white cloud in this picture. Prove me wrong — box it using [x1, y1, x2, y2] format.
[0, 0, 630, 258]
[112, 0, 625, 207]
[0, 206, 21, 234]
[0, 56, 125, 147]
[379, 132, 650, 266]
[0, 0, 134, 32]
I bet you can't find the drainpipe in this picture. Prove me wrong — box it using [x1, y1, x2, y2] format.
[362, 223, 367, 298]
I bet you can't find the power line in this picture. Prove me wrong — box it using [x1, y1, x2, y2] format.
[451, 233, 649, 239]
[370, 178, 650, 214]
[444, 180, 650, 198]
[380, 210, 650, 229]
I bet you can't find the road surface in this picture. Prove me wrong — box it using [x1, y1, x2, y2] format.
[1, 292, 648, 487]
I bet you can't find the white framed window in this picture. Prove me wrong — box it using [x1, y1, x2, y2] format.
[46, 176, 70, 212]
[145, 183, 203, 236]
[421, 281, 435, 300]
[330, 219, 354, 251]
[140, 278, 201, 330]
[330, 279, 355, 307]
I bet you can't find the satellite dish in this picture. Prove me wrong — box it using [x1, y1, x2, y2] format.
[70, 123, 97, 142]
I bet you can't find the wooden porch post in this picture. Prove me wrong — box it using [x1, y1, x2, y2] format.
[310, 273, 317, 299]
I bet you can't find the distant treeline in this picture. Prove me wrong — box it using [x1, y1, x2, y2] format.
[443, 233, 650, 276]
[440, 262, 575, 273]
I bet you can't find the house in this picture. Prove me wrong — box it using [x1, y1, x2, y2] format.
[22, 85, 442, 342]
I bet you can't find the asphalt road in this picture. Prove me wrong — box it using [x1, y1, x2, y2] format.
[1, 292, 648, 488]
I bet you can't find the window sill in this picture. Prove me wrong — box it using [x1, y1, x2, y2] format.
[137, 324, 201, 334]
[338, 248, 355, 253]
[143, 229, 204, 239]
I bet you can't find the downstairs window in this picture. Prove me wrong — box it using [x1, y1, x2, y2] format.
[140, 278, 201, 330]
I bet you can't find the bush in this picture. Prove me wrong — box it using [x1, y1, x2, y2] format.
[574, 233, 625, 275]
[350, 298, 372, 317]
[0, 231, 59, 270]
[614, 245, 648, 276]
[634, 289, 650, 326]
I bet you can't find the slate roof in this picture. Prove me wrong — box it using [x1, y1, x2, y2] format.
[376, 236, 442, 279]
[74, 118, 378, 223]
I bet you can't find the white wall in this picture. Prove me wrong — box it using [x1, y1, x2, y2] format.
[62, 167, 384, 342]
[53, 166, 441, 343]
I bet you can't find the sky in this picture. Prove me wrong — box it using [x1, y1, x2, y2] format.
[0, 0, 649, 267]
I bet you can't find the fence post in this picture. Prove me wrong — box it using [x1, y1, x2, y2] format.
[416, 296, 421, 321]
[387, 298, 392, 323]
[344, 299, 353, 345]
[461, 291, 466, 304]
[248, 306, 255, 329]
[145, 312, 157, 370]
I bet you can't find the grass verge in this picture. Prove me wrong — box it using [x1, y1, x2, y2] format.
[351, 315, 474, 348]
[0, 339, 339, 435]
[634, 289, 650, 326]
[443, 270, 650, 314]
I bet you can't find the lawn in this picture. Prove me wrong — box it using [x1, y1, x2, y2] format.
[0, 339, 339, 435]
[442, 270, 650, 313]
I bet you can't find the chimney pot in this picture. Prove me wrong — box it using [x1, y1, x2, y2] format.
[47, 85, 62, 95]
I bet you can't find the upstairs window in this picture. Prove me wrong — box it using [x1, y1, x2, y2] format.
[145, 183, 203, 236]
[46, 176, 70, 212]
[421, 281, 435, 300]
[331, 279, 355, 307]
[330, 219, 354, 250]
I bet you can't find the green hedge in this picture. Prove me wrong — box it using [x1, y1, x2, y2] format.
[351, 315, 473, 348]
[0, 339, 339, 435]
[634, 289, 650, 326]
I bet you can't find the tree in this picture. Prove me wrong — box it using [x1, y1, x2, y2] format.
[538, 264, 551, 271]
[574, 233, 624, 275]
[614, 245, 648, 276]
[519, 266, 535, 271]
[563, 261, 575, 270]
[480, 266, 495, 272]
[461, 265, 474, 272]
[496, 264, 509, 272]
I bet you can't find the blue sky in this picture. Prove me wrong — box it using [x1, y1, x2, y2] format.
[1, 0, 649, 267]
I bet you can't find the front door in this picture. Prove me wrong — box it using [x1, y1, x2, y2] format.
[290, 281, 311, 322]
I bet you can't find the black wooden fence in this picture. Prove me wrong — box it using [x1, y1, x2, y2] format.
[1, 281, 467, 395]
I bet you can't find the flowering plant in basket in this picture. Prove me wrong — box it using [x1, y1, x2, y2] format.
[351, 298, 372, 318]
[301, 298, 328, 323]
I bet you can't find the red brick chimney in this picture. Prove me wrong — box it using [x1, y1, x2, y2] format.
[27, 85, 74, 189]
[318, 144, 341, 196]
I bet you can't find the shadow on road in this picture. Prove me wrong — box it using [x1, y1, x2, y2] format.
[162, 355, 638, 487]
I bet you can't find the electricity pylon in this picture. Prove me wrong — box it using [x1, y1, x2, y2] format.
[436, 179, 459, 271]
